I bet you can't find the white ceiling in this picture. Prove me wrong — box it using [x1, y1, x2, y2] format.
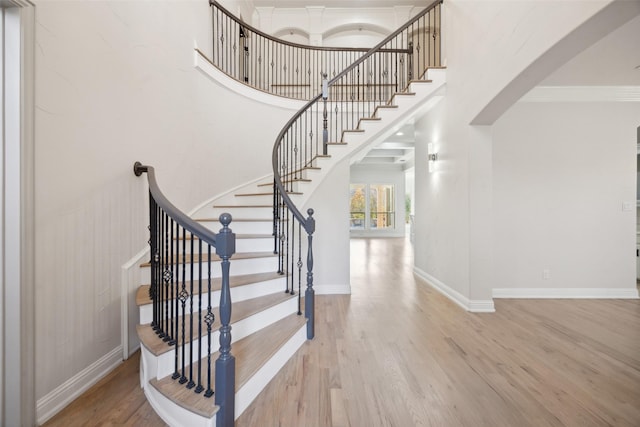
[354, 123, 416, 166]
[541, 14, 640, 86]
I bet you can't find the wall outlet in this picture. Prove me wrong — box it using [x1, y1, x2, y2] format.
[622, 201, 634, 212]
[543, 269, 550, 280]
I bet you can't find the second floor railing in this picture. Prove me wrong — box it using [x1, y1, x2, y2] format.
[209, 0, 420, 100]
[134, 162, 236, 426]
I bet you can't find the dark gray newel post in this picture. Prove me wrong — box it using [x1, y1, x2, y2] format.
[304, 209, 315, 339]
[215, 213, 236, 427]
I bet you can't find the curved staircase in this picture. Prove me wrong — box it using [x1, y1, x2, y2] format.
[134, 1, 445, 425]
[134, 66, 445, 427]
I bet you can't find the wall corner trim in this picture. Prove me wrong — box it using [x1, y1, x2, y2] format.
[36, 346, 123, 425]
[413, 267, 496, 313]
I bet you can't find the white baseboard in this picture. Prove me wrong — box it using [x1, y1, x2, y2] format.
[36, 346, 123, 425]
[413, 267, 495, 313]
[493, 287, 640, 299]
[314, 284, 352, 295]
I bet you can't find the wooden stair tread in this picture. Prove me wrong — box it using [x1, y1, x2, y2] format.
[140, 251, 277, 268]
[136, 271, 286, 306]
[232, 313, 306, 389]
[137, 291, 296, 356]
[149, 313, 306, 418]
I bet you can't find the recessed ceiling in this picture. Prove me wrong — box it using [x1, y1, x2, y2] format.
[353, 123, 415, 166]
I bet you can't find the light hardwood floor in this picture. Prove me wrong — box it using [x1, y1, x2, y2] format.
[44, 237, 640, 426]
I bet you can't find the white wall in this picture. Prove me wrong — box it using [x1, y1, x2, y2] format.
[303, 158, 351, 294]
[413, 0, 633, 309]
[252, 5, 420, 47]
[33, 0, 298, 417]
[350, 164, 407, 237]
[492, 101, 639, 294]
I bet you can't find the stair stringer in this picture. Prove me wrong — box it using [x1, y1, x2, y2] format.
[196, 69, 447, 220]
[286, 69, 447, 209]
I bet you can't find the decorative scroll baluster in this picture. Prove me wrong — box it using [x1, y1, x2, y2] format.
[168, 219, 176, 345]
[322, 74, 328, 155]
[297, 222, 302, 315]
[195, 238, 204, 394]
[204, 246, 214, 398]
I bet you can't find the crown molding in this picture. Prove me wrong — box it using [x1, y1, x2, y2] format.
[520, 86, 640, 103]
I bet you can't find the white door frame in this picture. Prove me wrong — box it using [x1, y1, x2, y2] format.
[1, 1, 35, 426]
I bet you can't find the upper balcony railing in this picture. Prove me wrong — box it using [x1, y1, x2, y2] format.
[209, 0, 416, 100]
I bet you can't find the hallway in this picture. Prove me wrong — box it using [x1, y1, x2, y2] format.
[240, 237, 640, 426]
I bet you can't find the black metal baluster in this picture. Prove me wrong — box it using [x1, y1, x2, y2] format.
[166, 219, 175, 344]
[172, 221, 179, 377]
[297, 221, 302, 315]
[159, 206, 164, 332]
[290, 218, 295, 295]
[285, 207, 290, 293]
[273, 180, 278, 254]
[187, 233, 195, 389]
[148, 195, 156, 328]
[178, 227, 188, 384]
[204, 245, 214, 398]
[195, 238, 204, 394]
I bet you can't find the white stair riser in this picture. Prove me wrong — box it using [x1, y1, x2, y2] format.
[140, 256, 279, 284]
[236, 237, 274, 253]
[232, 195, 275, 205]
[177, 237, 274, 254]
[204, 206, 273, 220]
[138, 276, 289, 324]
[149, 298, 299, 380]
[199, 220, 273, 235]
